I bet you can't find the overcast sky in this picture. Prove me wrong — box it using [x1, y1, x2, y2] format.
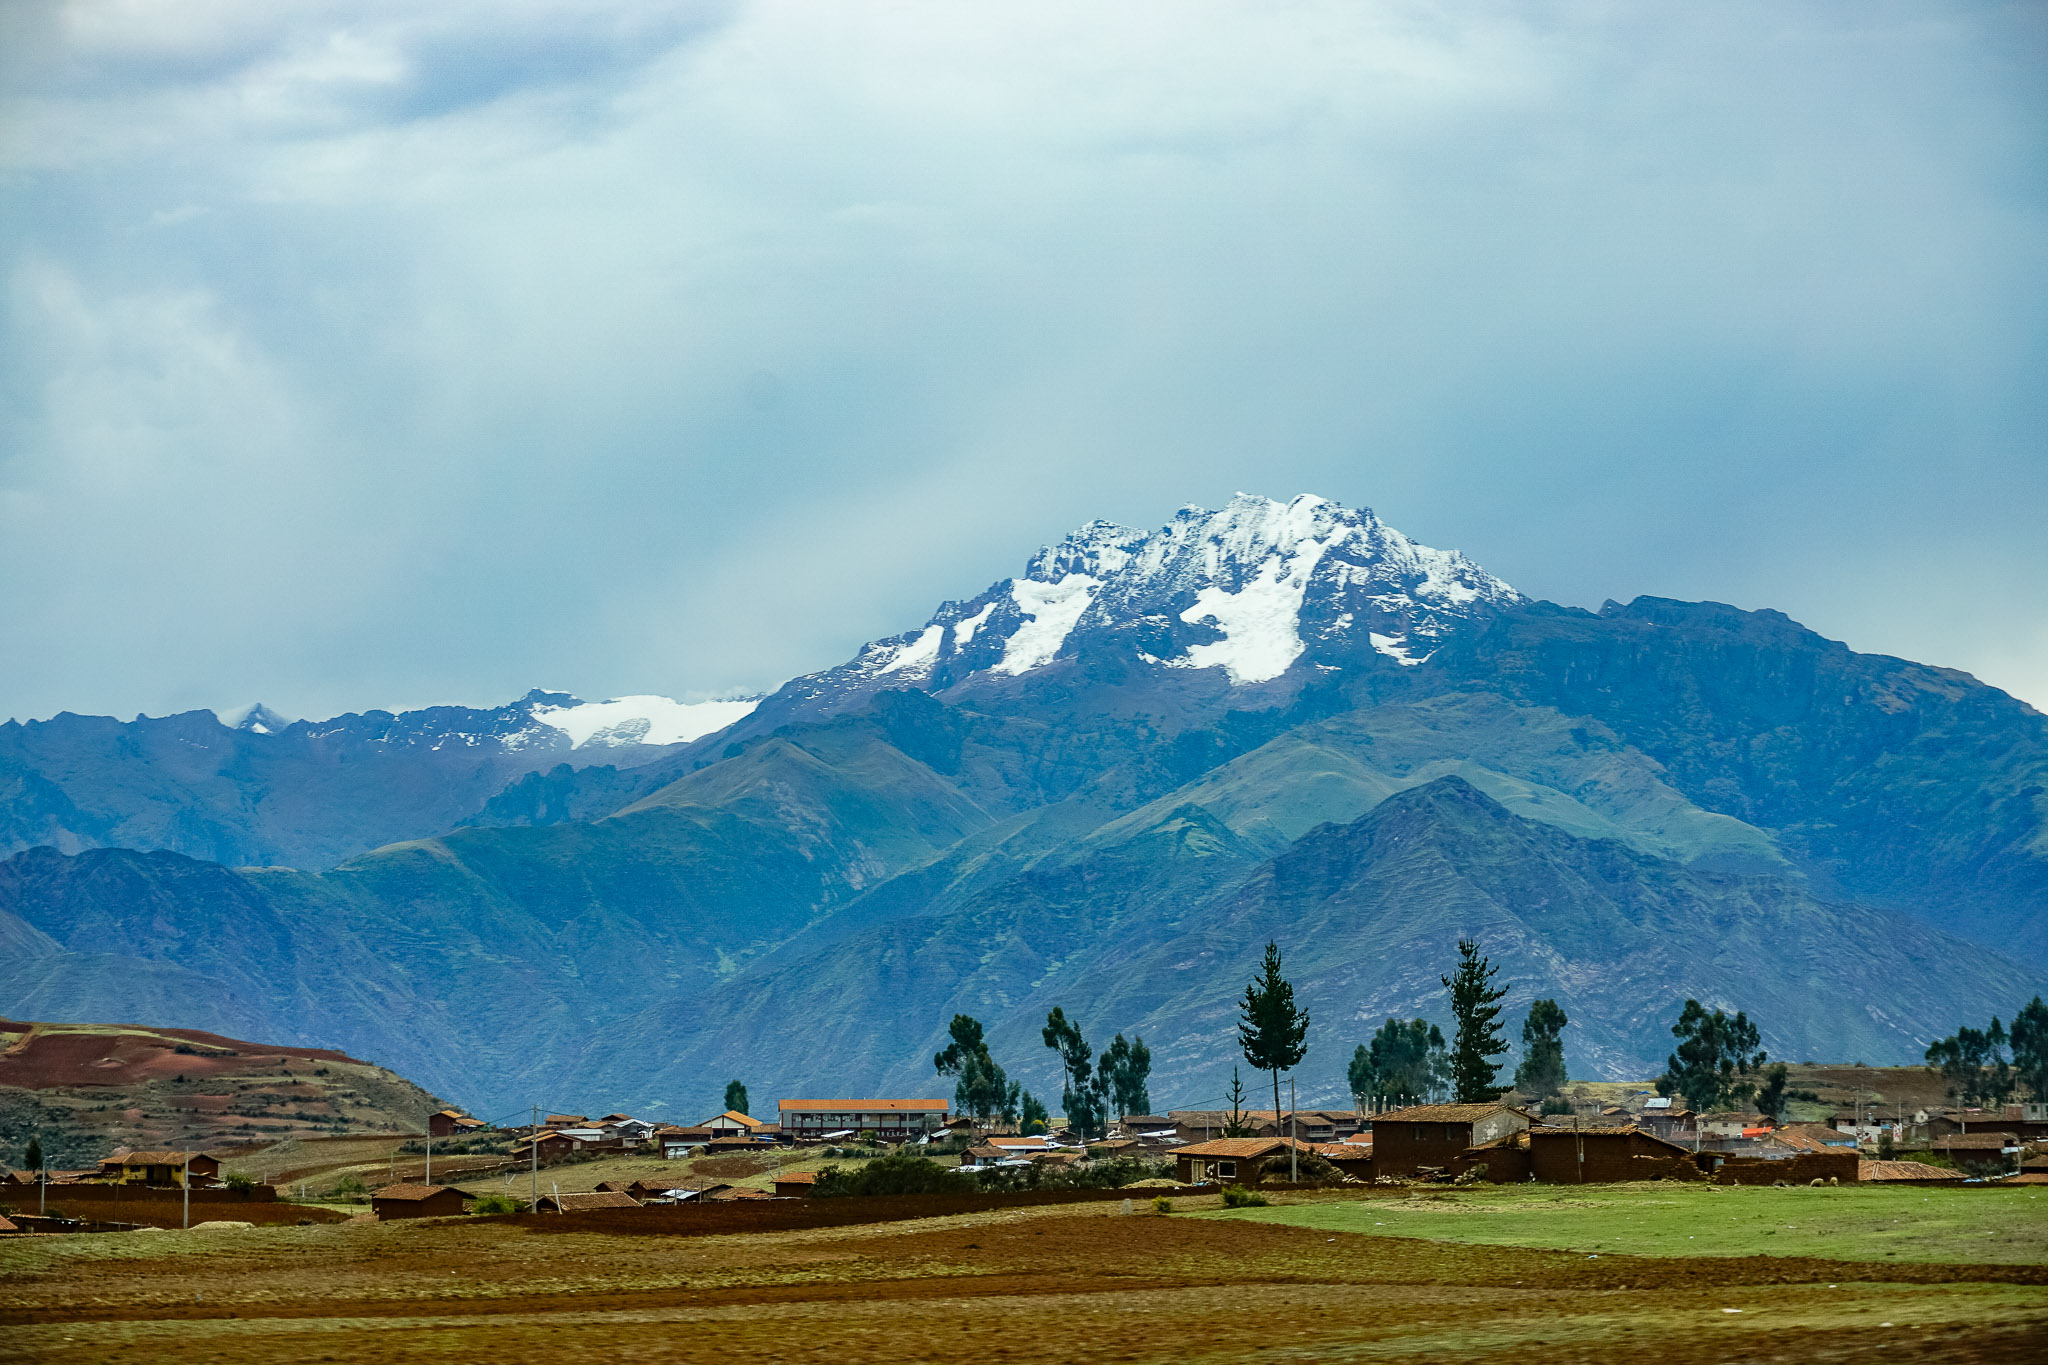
[3, 0, 2044, 723]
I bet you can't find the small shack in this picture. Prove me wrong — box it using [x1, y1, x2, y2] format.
[371, 1184, 470, 1219]
[1371, 1104, 1530, 1179]
[772, 1171, 817, 1198]
[535, 1190, 642, 1213]
[1173, 1137, 1312, 1186]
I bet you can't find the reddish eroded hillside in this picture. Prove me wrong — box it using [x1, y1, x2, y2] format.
[0, 1018, 448, 1167]
[0, 1018, 353, 1089]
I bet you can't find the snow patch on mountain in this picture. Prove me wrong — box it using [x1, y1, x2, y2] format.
[996, 575, 1101, 676]
[880, 625, 946, 677]
[952, 601, 996, 647]
[527, 695, 758, 748]
[1175, 498, 1348, 683]
[784, 491, 1521, 708]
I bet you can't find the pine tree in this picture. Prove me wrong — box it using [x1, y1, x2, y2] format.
[1350, 1018, 1446, 1108]
[1238, 941, 1310, 1129]
[1222, 1065, 1255, 1137]
[1513, 998, 1569, 1099]
[724, 1079, 748, 1116]
[23, 1136, 42, 1173]
[1441, 938, 1510, 1103]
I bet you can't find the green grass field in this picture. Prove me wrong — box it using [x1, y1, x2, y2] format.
[1212, 1183, 2048, 1264]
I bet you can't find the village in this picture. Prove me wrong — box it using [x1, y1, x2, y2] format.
[7, 1081, 2046, 1235]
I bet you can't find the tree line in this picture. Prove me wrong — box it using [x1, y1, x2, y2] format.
[931, 1008, 1153, 1141]
[917, 959, 2048, 1138]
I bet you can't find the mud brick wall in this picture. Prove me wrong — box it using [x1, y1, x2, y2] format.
[1709, 1151, 1860, 1185]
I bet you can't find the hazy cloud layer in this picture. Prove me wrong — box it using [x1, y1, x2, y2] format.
[3, 0, 2044, 721]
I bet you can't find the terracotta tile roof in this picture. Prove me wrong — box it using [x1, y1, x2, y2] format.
[1528, 1124, 1646, 1137]
[0, 1214, 15, 1232]
[373, 1184, 465, 1201]
[1372, 1103, 1522, 1124]
[703, 1110, 769, 1128]
[778, 1098, 950, 1112]
[543, 1191, 641, 1211]
[1174, 1137, 1300, 1159]
[105, 1151, 213, 1165]
[773, 1171, 817, 1185]
[1933, 1133, 2018, 1149]
[1859, 1160, 1962, 1182]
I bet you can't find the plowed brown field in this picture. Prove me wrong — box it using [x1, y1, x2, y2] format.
[4, 1193, 2044, 1363]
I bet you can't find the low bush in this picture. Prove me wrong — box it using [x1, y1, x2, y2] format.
[1151, 1196, 1172, 1214]
[812, 1154, 962, 1198]
[1221, 1185, 1268, 1208]
[468, 1194, 519, 1215]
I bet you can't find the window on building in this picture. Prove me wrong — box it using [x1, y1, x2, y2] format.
[1217, 1161, 1237, 1178]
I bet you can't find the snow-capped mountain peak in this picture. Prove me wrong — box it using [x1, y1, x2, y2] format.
[796, 492, 1520, 708]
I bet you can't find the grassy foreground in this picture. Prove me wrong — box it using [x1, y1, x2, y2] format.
[1213, 1183, 2048, 1264]
[4, 1190, 2044, 1363]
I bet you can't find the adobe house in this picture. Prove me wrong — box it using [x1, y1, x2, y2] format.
[1371, 1104, 1530, 1178]
[427, 1109, 483, 1138]
[772, 1171, 817, 1197]
[1172, 1137, 1314, 1186]
[98, 1150, 221, 1188]
[371, 1184, 471, 1219]
[1525, 1125, 1701, 1183]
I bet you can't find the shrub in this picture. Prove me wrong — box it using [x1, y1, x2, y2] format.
[325, 1174, 370, 1204]
[468, 1194, 519, 1215]
[1221, 1185, 1268, 1208]
[224, 1173, 257, 1197]
[1151, 1196, 1172, 1214]
[812, 1154, 962, 1198]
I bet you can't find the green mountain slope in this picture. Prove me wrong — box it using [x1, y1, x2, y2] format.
[580, 778, 2038, 1111]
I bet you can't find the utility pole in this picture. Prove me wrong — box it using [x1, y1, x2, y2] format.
[530, 1105, 539, 1211]
[425, 1131, 431, 1187]
[183, 1149, 191, 1230]
[1289, 1077, 1298, 1185]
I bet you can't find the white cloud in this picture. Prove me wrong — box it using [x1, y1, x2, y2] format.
[1, 0, 2043, 720]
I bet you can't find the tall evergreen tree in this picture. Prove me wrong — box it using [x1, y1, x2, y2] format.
[1096, 1034, 1153, 1119]
[1755, 1062, 1790, 1124]
[935, 1013, 1020, 1122]
[724, 1079, 748, 1116]
[23, 1136, 42, 1173]
[1349, 1018, 1446, 1108]
[1441, 938, 1511, 1103]
[1658, 1000, 1766, 1112]
[1222, 1065, 1255, 1137]
[1238, 941, 1310, 1128]
[1513, 998, 1569, 1099]
[1019, 1090, 1049, 1136]
[1925, 1017, 2016, 1107]
[2013, 996, 2048, 1101]
[1042, 1006, 1106, 1140]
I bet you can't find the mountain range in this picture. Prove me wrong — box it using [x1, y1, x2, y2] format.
[2, 493, 2043, 1118]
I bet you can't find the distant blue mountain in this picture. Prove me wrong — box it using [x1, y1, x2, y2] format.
[2, 494, 2042, 1116]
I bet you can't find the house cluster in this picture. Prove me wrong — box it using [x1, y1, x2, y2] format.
[1157, 1096, 2048, 1188]
[492, 1097, 964, 1167]
[2, 1148, 234, 1193]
